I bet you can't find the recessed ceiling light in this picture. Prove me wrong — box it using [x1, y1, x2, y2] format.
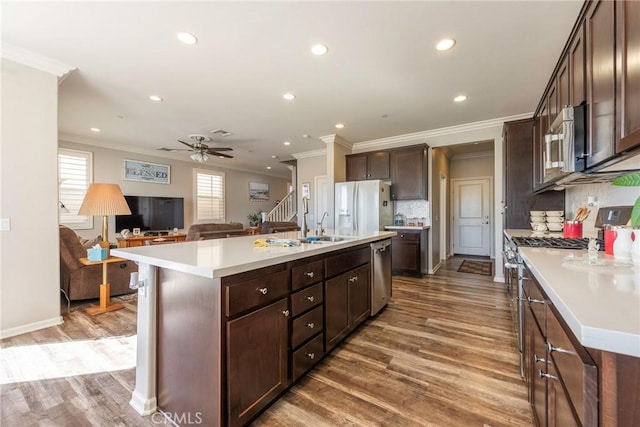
[335, 123, 345, 129]
[454, 95, 467, 102]
[283, 93, 296, 101]
[149, 95, 163, 102]
[311, 44, 328, 55]
[266, 166, 272, 170]
[271, 155, 278, 159]
[283, 141, 291, 146]
[177, 32, 198, 45]
[90, 127, 101, 132]
[436, 38, 456, 51]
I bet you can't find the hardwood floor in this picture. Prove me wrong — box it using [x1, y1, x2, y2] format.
[0, 257, 532, 426]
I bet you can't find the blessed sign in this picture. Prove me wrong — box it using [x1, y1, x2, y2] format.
[123, 160, 171, 184]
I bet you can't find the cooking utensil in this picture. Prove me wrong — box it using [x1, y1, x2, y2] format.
[573, 206, 590, 222]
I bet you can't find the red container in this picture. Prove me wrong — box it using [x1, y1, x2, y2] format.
[604, 228, 615, 255]
[563, 221, 583, 238]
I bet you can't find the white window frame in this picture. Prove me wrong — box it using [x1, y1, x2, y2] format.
[58, 148, 93, 229]
[194, 168, 226, 223]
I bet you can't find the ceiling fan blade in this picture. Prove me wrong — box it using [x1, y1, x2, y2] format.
[178, 140, 195, 149]
[210, 152, 234, 159]
[204, 147, 233, 153]
[158, 147, 191, 152]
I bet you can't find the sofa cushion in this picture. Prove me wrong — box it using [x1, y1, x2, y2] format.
[186, 222, 244, 241]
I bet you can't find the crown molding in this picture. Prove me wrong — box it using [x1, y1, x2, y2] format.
[291, 148, 327, 159]
[353, 112, 532, 152]
[319, 134, 353, 150]
[58, 133, 291, 179]
[1, 43, 76, 82]
[451, 150, 494, 160]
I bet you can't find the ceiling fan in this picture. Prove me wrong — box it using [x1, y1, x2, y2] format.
[158, 134, 233, 162]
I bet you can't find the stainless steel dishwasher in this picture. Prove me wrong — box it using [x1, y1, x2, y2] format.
[370, 239, 392, 315]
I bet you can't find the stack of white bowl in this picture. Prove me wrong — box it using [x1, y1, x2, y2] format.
[545, 210, 565, 232]
[530, 211, 547, 232]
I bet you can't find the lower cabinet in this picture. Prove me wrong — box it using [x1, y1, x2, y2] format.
[391, 230, 421, 276]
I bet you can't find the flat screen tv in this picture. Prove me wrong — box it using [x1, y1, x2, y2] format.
[116, 195, 184, 232]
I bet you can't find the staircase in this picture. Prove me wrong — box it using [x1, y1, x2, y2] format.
[265, 189, 296, 222]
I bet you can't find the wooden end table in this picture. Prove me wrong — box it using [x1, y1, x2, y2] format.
[78, 256, 128, 315]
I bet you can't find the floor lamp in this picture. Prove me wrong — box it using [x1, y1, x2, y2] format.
[78, 183, 131, 315]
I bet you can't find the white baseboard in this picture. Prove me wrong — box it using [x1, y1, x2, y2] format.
[428, 262, 441, 275]
[0, 316, 64, 339]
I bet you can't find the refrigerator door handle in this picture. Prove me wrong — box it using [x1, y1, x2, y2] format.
[353, 183, 358, 231]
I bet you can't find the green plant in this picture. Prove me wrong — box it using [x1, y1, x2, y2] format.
[247, 211, 261, 226]
[612, 171, 640, 227]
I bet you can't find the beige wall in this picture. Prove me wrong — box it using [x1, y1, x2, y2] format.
[449, 153, 494, 179]
[1, 59, 62, 337]
[59, 141, 290, 240]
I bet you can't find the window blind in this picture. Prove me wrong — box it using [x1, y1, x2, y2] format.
[195, 169, 225, 222]
[58, 148, 93, 229]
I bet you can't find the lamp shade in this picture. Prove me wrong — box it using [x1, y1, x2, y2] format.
[78, 183, 131, 216]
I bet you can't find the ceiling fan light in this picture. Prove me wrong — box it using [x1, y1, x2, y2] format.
[202, 153, 209, 162]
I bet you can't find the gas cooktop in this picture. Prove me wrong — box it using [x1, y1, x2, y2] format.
[511, 236, 604, 251]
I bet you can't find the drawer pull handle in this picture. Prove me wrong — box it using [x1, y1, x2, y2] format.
[400, 234, 404, 238]
[305, 271, 315, 278]
[306, 296, 315, 302]
[348, 276, 358, 283]
[306, 322, 315, 329]
[527, 297, 545, 305]
[548, 342, 575, 355]
[534, 354, 547, 364]
[520, 276, 532, 281]
[258, 287, 268, 295]
[538, 369, 559, 381]
[306, 352, 315, 360]
[282, 310, 290, 317]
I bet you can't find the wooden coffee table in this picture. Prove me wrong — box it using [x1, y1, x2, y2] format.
[78, 256, 128, 315]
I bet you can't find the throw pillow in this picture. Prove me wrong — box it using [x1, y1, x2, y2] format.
[81, 235, 102, 249]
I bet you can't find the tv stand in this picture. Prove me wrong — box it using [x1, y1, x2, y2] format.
[116, 233, 187, 248]
[143, 230, 170, 236]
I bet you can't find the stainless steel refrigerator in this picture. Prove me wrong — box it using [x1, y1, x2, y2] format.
[335, 180, 392, 231]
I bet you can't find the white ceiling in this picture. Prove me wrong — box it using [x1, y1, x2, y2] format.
[2, 1, 583, 178]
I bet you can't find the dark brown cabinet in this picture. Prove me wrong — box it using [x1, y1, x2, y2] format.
[391, 230, 421, 276]
[390, 145, 427, 200]
[503, 119, 564, 227]
[586, 0, 617, 168]
[226, 298, 290, 427]
[570, 22, 586, 107]
[346, 151, 390, 181]
[325, 263, 370, 351]
[615, 0, 640, 153]
[557, 56, 570, 111]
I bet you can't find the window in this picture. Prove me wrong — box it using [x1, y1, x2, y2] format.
[58, 148, 93, 229]
[194, 169, 225, 222]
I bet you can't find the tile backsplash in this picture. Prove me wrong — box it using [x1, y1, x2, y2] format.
[394, 200, 431, 226]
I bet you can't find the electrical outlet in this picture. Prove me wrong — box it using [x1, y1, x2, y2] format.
[0, 218, 10, 231]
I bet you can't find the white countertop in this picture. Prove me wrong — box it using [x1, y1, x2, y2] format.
[504, 230, 640, 357]
[384, 225, 430, 230]
[111, 229, 396, 279]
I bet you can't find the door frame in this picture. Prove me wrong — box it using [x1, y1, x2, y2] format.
[440, 173, 447, 261]
[450, 176, 493, 257]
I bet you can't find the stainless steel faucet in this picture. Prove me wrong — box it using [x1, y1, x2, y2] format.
[301, 196, 309, 238]
[317, 211, 329, 235]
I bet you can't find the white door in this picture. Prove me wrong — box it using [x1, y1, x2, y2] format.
[452, 178, 491, 256]
[314, 176, 328, 229]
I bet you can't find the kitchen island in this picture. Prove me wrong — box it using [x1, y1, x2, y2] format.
[112, 229, 395, 426]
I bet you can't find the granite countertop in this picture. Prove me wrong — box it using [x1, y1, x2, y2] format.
[504, 230, 639, 357]
[112, 229, 396, 279]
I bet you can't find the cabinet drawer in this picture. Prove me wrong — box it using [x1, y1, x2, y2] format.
[392, 231, 420, 241]
[291, 306, 323, 349]
[291, 282, 323, 317]
[325, 246, 370, 278]
[523, 269, 546, 335]
[292, 333, 324, 381]
[225, 269, 289, 317]
[292, 260, 324, 291]
[546, 305, 598, 426]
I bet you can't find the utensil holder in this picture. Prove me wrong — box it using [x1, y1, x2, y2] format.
[563, 221, 582, 238]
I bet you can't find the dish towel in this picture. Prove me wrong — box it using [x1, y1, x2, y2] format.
[253, 238, 300, 247]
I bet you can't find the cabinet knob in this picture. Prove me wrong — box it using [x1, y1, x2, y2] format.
[527, 296, 545, 305]
[282, 310, 290, 317]
[547, 342, 574, 355]
[400, 234, 404, 238]
[305, 271, 315, 278]
[538, 369, 558, 381]
[534, 354, 547, 364]
[348, 276, 358, 283]
[258, 287, 268, 295]
[306, 322, 315, 329]
[306, 352, 315, 360]
[306, 295, 315, 302]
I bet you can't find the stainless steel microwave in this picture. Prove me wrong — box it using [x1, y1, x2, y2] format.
[543, 103, 587, 183]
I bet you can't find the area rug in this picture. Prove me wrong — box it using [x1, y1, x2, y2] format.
[457, 260, 493, 276]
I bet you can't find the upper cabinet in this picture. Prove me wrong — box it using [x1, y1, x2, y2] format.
[346, 151, 390, 181]
[569, 21, 586, 107]
[390, 145, 427, 200]
[585, 0, 616, 168]
[616, 0, 640, 153]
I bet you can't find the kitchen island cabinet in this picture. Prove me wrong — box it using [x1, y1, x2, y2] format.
[112, 230, 395, 426]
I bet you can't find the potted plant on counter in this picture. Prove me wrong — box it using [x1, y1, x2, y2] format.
[247, 211, 261, 228]
[612, 171, 640, 264]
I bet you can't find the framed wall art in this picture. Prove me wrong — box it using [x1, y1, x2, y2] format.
[249, 182, 269, 201]
[123, 159, 171, 184]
